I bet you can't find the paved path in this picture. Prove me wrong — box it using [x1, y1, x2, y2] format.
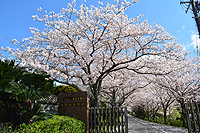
[128, 115, 188, 133]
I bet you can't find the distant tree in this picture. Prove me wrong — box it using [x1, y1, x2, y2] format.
[100, 70, 150, 107]
[150, 58, 200, 127]
[131, 88, 160, 122]
[147, 86, 175, 124]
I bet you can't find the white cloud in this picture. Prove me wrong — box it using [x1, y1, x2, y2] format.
[182, 25, 185, 29]
[190, 33, 200, 48]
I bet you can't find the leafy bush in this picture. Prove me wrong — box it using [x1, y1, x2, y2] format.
[54, 85, 79, 95]
[1, 82, 52, 126]
[0, 60, 53, 125]
[0, 122, 16, 133]
[168, 118, 187, 128]
[155, 117, 164, 124]
[21, 72, 54, 94]
[0, 60, 25, 92]
[16, 115, 85, 133]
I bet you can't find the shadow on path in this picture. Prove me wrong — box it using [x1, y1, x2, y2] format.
[128, 115, 188, 133]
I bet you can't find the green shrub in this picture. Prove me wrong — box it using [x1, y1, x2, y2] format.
[16, 115, 85, 133]
[54, 85, 79, 95]
[155, 117, 164, 124]
[168, 119, 184, 128]
[0, 122, 16, 133]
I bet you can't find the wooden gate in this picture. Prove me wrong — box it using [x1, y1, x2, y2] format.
[89, 106, 128, 133]
[185, 101, 200, 133]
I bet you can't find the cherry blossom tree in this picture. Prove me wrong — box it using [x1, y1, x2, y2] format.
[148, 57, 200, 126]
[100, 70, 150, 107]
[147, 86, 175, 124]
[0, 0, 186, 107]
[131, 88, 161, 122]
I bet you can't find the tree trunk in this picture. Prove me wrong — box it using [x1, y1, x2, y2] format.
[152, 108, 156, 122]
[90, 84, 100, 107]
[93, 96, 100, 108]
[91, 81, 102, 108]
[173, 98, 186, 127]
[180, 100, 186, 127]
[152, 114, 156, 122]
[164, 110, 167, 124]
[152, 106, 159, 122]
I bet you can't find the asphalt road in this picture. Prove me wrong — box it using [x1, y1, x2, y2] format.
[128, 115, 188, 133]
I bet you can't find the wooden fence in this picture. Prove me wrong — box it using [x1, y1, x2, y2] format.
[185, 101, 200, 133]
[89, 106, 128, 133]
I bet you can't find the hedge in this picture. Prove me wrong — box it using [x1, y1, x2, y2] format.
[16, 115, 85, 133]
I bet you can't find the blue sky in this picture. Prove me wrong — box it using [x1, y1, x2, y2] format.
[0, 0, 199, 57]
